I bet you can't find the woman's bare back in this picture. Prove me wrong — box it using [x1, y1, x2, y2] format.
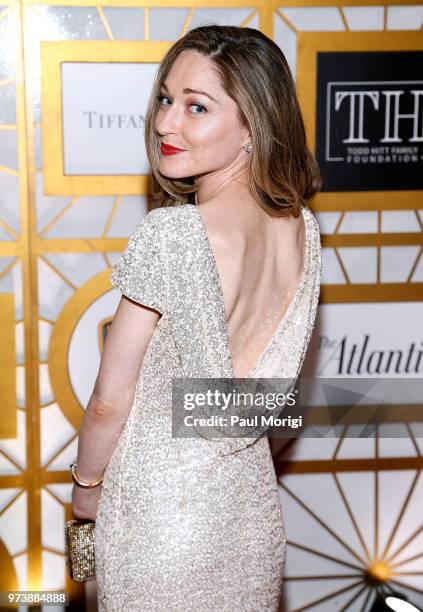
[196, 201, 307, 378]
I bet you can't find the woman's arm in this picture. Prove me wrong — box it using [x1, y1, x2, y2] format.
[71, 295, 161, 518]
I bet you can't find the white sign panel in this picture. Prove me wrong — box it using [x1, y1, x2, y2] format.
[307, 302, 423, 378]
[61, 62, 159, 175]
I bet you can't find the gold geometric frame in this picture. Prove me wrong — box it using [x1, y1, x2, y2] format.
[274, 458, 423, 611]
[41, 40, 172, 195]
[0, 295, 17, 438]
[48, 269, 112, 431]
[2, 0, 423, 605]
[297, 30, 423, 212]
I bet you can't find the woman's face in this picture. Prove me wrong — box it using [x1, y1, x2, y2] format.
[154, 50, 250, 179]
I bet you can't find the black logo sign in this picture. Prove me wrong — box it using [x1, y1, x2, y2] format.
[315, 51, 423, 191]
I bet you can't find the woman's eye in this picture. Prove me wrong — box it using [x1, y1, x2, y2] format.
[189, 104, 207, 115]
[157, 95, 206, 115]
[157, 95, 171, 105]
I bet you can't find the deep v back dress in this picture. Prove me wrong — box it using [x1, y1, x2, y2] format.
[94, 202, 322, 611]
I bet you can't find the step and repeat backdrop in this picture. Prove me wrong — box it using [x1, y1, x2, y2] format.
[0, 1, 422, 610]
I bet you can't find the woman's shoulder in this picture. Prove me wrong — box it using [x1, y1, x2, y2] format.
[144, 203, 195, 227]
[302, 204, 320, 231]
[300, 205, 321, 254]
[142, 204, 199, 244]
[301, 205, 322, 281]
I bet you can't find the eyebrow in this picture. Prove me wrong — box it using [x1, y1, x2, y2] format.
[161, 82, 218, 104]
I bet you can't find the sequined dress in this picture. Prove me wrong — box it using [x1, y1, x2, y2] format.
[94, 203, 322, 611]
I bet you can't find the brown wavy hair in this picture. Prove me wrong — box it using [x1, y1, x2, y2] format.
[144, 25, 322, 218]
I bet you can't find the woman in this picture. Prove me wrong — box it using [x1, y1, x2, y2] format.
[71, 25, 322, 611]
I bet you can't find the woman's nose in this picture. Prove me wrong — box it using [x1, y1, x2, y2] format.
[155, 103, 183, 136]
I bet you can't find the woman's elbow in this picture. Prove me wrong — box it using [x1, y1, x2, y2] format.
[86, 394, 121, 421]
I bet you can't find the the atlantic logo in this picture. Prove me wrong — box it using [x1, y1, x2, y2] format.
[318, 334, 423, 375]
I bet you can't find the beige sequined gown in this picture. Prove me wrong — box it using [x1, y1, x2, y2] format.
[94, 203, 322, 611]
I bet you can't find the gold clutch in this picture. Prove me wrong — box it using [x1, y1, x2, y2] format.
[65, 519, 96, 582]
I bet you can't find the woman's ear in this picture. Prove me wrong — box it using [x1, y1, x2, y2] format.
[242, 125, 252, 145]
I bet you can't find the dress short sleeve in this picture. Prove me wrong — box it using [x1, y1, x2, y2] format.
[110, 210, 166, 314]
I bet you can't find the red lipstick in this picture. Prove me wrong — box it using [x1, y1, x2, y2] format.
[160, 143, 186, 156]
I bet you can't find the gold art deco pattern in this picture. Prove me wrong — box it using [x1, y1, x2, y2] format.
[0, 0, 422, 608]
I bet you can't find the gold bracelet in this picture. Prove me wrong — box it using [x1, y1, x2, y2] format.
[70, 457, 103, 488]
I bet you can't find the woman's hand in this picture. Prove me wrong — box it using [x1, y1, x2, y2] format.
[71, 484, 103, 521]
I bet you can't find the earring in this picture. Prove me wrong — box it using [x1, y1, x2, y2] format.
[243, 142, 253, 154]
